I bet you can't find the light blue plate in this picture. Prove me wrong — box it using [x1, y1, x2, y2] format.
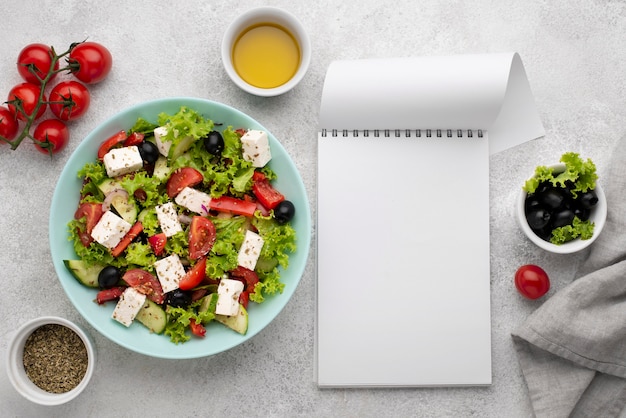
[49, 97, 311, 359]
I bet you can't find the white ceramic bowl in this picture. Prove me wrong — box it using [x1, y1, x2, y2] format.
[6, 316, 96, 405]
[516, 164, 607, 254]
[221, 6, 311, 96]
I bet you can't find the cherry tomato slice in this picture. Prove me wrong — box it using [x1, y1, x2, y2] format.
[49, 80, 91, 121]
[188, 217, 216, 260]
[209, 196, 257, 217]
[97, 130, 127, 160]
[123, 131, 144, 147]
[166, 167, 203, 198]
[179, 257, 207, 290]
[238, 291, 250, 309]
[189, 319, 206, 337]
[96, 286, 126, 304]
[229, 265, 260, 294]
[147, 232, 167, 256]
[515, 264, 550, 300]
[111, 221, 143, 257]
[252, 177, 285, 210]
[122, 268, 165, 304]
[74, 202, 104, 246]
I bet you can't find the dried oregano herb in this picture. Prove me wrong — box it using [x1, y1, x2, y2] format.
[22, 324, 88, 393]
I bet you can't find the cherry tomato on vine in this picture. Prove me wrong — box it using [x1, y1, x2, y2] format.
[49, 80, 91, 121]
[68, 42, 112, 84]
[7, 82, 46, 121]
[514, 264, 550, 300]
[0, 106, 19, 141]
[32, 119, 69, 155]
[16, 43, 58, 84]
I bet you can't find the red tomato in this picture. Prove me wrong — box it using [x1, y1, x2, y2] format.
[238, 291, 249, 309]
[95, 286, 126, 304]
[68, 42, 113, 84]
[189, 319, 206, 337]
[7, 82, 46, 121]
[16, 43, 58, 84]
[209, 196, 257, 217]
[122, 269, 165, 304]
[49, 80, 91, 121]
[0, 106, 19, 141]
[189, 217, 216, 260]
[179, 257, 207, 290]
[33, 119, 69, 155]
[111, 221, 143, 257]
[252, 177, 285, 209]
[230, 266, 260, 294]
[515, 264, 550, 300]
[148, 233, 167, 256]
[166, 167, 203, 198]
[74, 202, 104, 246]
[123, 131, 144, 147]
[97, 130, 126, 160]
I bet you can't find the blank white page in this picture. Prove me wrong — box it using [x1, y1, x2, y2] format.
[316, 130, 492, 387]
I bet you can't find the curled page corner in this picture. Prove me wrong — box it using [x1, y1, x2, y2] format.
[318, 52, 545, 155]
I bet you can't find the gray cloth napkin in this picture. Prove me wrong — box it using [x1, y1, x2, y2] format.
[512, 135, 626, 418]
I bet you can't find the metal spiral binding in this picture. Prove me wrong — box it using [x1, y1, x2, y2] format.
[321, 129, 483, 138]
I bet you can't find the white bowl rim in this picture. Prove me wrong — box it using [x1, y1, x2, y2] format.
[6, 316, 96, 406]
[517, 164, 607, 254]
[221, 6, 312, 97]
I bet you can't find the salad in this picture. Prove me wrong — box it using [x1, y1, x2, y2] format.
[64, 106, 297, 344]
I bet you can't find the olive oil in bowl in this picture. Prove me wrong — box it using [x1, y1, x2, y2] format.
[232, 23, 301, 89]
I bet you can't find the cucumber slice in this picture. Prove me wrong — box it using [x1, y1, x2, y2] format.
[152, 155, 170, 180]
[215, 304, 248, 335]
[111, 194, 138, 224]
[198, 293, 219, 324]
[96, 178, 123, 195]
[168, 135, 196, 161]
[135, 299, 166, 334]
[63, 260, 105, 288]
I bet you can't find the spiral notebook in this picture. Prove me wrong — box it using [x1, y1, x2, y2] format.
[316, 53, 545, 387]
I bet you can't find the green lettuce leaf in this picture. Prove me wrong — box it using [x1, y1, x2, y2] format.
[550, 216, 595, 245]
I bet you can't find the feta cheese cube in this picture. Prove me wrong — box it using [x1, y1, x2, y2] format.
[237, 230, 264, 270]
[153, 254, 186, 293]
[215, 278, 245, 316]
[103, 146, 143, 177]
[91, 210, 132, 250]
[240, 129, 271, 167]
[155, 202, 183, 237]
[112, 287, 146, 327]
[153, 126, 172, 157]
[174, 187, 211, 215]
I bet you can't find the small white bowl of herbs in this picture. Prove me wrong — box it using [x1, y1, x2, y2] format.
[517, 152, 607, 254]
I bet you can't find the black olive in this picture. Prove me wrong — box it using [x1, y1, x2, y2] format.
[573, 206, 591, 221]
[274, 200, 295, 224]
[534, 181, 552, 194]
[538, 188, 566, 210]
[551, 209, 575, 228]
[532, 225, 553, 242]
[203, 131, 225, 155]
[138, 141, 160, 164]
[577, 190, 598, 210]
[526, 209, 551, 230]
[524, 194, 542, 213]
[166, 289, 192, 308]
[98, 266, 122, 289]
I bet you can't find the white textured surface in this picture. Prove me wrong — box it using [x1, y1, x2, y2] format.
[1, 0, 625, 417]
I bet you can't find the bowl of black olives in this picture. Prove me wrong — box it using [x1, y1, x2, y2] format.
[516, 155, 607, 254]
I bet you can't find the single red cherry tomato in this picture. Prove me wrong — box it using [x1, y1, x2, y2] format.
[515, 264, 550, 300]
[68, 42, 113, 84]
[188, 216, 216, 260]
[179, 257, 207, 290]
[32, 119, 69, 155]
[7, 82, 46, 121]
[49, 80, 91, 121]
[0, 106, 19, 141]
[166, 167, 203, 198]
[122, 269, 165, 304]
[16, 43, 58, 84]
